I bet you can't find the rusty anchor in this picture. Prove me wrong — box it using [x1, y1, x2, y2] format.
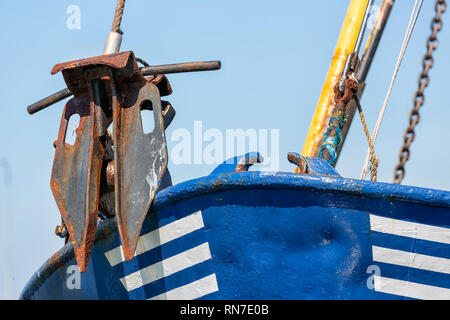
[43, 51, 221, 272]
[111, 75, 169, 262]
[50, 51, 172, 271]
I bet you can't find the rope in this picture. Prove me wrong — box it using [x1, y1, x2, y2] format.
[112, 0, 126, 34]
[360, 0, 423, 180]
[354, 95, 379, 181]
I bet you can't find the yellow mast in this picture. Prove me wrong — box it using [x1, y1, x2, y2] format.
[300, 0, 368, 165]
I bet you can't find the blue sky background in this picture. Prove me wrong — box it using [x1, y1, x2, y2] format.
[0, 0, 449, 299]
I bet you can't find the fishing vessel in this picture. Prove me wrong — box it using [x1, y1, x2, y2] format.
[20, 0, 450, 300]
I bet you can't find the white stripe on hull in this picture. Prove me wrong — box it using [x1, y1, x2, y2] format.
[370, 214, 450, 300]
[372, 246, 450, 274]
[370, 214, 450, 244]
[148, 274, 219, 300]
[120, 242, 212, 292]
[374, 275, 450, 300]
[105, 211, 204, 266]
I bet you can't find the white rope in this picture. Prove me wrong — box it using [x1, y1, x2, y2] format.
[360, 0, 423, 180]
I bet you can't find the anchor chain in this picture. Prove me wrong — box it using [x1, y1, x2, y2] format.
[393, 0, 446, 184]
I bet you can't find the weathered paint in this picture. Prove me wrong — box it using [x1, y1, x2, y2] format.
[20, 161, 450, 300]
[301, 0, 369, 159]
[112, 78, 168, 262]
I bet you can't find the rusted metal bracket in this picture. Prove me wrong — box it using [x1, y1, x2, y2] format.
[50, 51, 173, 271]
[287, 152, 340, 177]
[27, 61, 220, 115]
[318, 78, 359, 166]
[287, 152, 309, 174]
[233, 152, 264, 172]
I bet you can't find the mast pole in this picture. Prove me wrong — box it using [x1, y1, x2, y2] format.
[299, 0, 368, 167]
[335, 0, 395, 164]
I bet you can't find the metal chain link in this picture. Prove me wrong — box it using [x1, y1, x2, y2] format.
[393, 0, 446, 184]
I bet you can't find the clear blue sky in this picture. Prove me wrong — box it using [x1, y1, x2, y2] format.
[0, 0, 449, 299]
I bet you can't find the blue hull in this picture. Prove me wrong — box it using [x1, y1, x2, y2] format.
[20, 170, 450, 300]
